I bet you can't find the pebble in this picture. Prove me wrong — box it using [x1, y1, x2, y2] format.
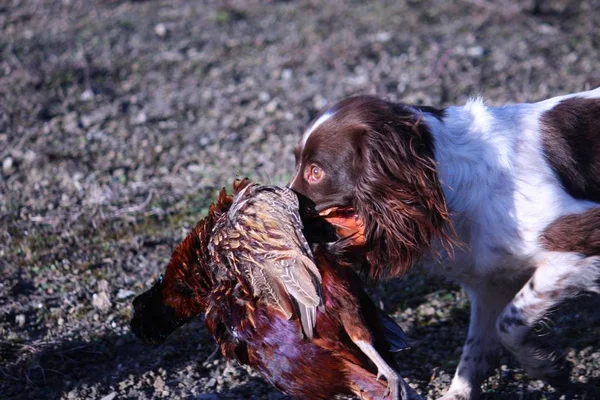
[92, 280, 112, 312]
[258, 91, 271, 102]
[467, 46, 485, 57]
[91, 297, 109, 313]
[98, 279, 109, 292]
[63, 112, 80, 133]
[421, 306, 436, 316]
[154, 23, 168, 37]
[281, 69, 292, 80]
[154, 375, 166, 392]
[265, 100, 278, 113]
[116, 288, 136, 299]
[2, 157, 15, 175]
[100, 392, 117, 400]
[11, 149, 23, 159]
[187, 164, 203, 173]
[134, 111, 147, 125]
[80, 88, 95, 101]
[16, 314, 25, 326]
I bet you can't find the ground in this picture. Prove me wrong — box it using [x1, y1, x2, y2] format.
[1, 0, 600, 399]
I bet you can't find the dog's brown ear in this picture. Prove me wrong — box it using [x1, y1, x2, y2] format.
[354, 107, 455, 279]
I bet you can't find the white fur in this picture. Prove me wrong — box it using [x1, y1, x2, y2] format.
[290, 111, 335, 188]
[303, 111, 334, 147]
[423, 87, 600, 399]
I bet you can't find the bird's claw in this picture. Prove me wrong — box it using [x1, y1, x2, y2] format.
[384, 380, 399, 400]
[379, 369, 399, 400]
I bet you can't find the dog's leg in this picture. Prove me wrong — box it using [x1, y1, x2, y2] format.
[441, 284, 516, 400]
[497, 253, 600, 383]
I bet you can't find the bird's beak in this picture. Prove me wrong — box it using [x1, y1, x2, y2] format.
[318, 207, 365, 246]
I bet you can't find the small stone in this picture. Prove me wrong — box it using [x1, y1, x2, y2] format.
[10, 149, 23, 160]
[258, 91, 270, 102]
[467, 46, 485, 57]
[100, 392, 117, 400]
[98, 279, 109, 293]
[265, 100, 278, 113]
[80, 88, 95, 101]
[23, 150, 36, 164]
[134, 111, 147, 125]
[281, 69, 292, 80]
[58, 317, 64, 326]
[187, 164, 203, 173]
[422, 306, 436, 316]
[92, 292, 111, 312]
[375, 31, 392, 42]
[154, 23, 168, 37]
[154, 375, 165, 392]
[15, 314, 25, 327]
[2, 157, 15, 176]
[116, 288, 136, 299]
[63, 113, 80, 133]
[312, 94, 327, 110]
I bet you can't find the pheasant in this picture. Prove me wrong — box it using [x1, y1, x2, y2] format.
[131, 179, 417, 400]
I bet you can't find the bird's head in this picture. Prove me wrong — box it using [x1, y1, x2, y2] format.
[130, 273, 184, 345]
[130, 227, 214, 345]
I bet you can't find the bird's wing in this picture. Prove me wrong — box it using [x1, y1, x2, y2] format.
[244, 258, 295, 321]
[270, 254, 322, 339]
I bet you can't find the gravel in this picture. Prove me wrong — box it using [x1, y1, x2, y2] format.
[1, 0, 599, 399]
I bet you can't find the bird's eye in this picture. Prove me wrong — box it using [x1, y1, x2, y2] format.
[306, 164, 323, 183]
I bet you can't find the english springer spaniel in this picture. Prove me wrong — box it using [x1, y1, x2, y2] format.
[290, 88, 600, 399]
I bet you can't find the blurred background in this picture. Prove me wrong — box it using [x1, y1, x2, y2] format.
[1, 0, 599, 399]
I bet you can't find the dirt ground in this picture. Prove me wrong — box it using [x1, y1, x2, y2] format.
[1, 0, 600, 399]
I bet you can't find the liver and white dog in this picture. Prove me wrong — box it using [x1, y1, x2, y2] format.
[290, 87, 600, 399]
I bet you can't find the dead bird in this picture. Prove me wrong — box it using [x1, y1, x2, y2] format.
[131, 179, 417, 400]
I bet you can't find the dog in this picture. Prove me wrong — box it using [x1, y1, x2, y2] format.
[289, 88, 600, 399]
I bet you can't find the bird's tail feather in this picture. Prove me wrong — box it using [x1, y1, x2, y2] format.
[378, 309, 410, 352]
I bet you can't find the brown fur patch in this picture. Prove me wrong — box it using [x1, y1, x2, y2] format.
[540, 207, 600, 256]
[541, 97, 600, 202]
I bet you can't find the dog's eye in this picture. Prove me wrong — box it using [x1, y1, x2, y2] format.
[306, 164, 324, 183]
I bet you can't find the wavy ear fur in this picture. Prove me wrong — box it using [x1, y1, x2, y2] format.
[354, 105, 454, 280]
